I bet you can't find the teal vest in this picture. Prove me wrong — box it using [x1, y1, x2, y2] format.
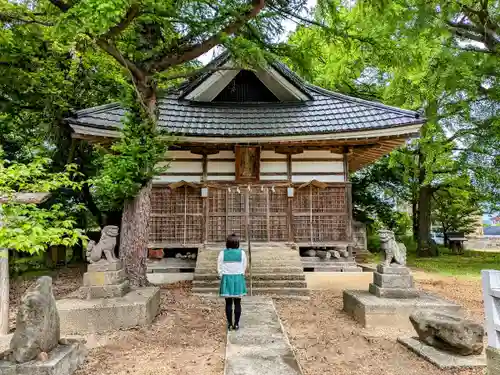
[223, 248, 242, 263]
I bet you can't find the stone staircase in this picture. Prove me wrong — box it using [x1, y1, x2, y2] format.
[192, 243, 310, 298]
[301, 257, 362, 272]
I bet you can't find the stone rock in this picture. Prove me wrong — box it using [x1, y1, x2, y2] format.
[175, 253, 182, 258]
[340, 250, 349, 258]
[191, 254, 197, 260]
[331, 250, 341, 259]
[409, 310, 484, 356]
[317, 250, 331, 259]
[10, 276, 60, 363]
[304, 250, 316, 257]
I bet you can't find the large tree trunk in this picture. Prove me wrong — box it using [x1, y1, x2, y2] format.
[412, 197, 418, 241]
[119, 181, 152, 287]
[0, 248, 9, 335]
[417, 185, 437, 257]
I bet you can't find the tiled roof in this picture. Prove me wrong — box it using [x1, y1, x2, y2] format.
[67, 57, 424, 138]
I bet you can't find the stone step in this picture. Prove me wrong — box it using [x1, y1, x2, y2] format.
[195, 267, 304, 274]
[193, 279, 307, 288]
[303, 266, 362, 272]
[301, 257, 355, 263]
[192, 287, 310, 297]
[193, 273, 306, 281]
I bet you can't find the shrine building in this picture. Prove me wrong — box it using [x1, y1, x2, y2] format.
[67, 53, 424, 251]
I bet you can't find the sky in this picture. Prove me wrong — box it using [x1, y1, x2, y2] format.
[198, 0, 318, 65]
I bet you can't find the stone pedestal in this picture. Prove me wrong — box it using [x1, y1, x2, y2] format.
[80, 261, 130, 299]
[487, 346, 500, 375]
[343, 290, 461, 329]
[57, 287, 160, 334]
[56, 260, 160, 334]
[368, 265, 418, 299]
[0, 340, 86, 375]
[343, 263, 461, 328]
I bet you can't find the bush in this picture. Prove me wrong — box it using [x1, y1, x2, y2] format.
[367, 233, 381, 253]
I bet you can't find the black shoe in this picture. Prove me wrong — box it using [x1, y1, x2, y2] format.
[233, 324, 239, 331]
[227, 324, 233, 331]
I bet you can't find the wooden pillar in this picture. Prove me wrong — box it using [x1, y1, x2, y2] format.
[0, 202, 9, 335]
[0, 246, 8, 335]
[286, 154, 293, 243]
[343, 149, 353, 242]
[265, 188, 270, 242]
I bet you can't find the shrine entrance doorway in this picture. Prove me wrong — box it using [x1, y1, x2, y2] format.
[206, 186, 289, 243]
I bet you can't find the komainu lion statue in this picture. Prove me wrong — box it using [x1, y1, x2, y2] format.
[379, 229, 407, 266]
[86, 225, 120, 263]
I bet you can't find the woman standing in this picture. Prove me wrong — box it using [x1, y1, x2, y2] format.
[218, 233, 247, 331]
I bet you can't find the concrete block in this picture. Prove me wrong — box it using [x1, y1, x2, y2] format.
[398, 337, 486, 369]
[487, 346, 500, 375]
[343, 290, 461, 329]
[373, 272, 414, 289]
[57, 287, 160, 334]
[369, 283, 419, 299]
[83, 269, 126, 286]
[147, 272, 193, 285]
[87, 261, 123, 272]
[80, 280, 130, 299]
[0, 340, 86, 375]
[376, 264, 410, 275]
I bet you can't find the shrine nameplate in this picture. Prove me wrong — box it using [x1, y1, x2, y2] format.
[235, 146, 260, 182]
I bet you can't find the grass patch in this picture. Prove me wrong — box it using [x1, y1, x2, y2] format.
[407, 250, 500, 278]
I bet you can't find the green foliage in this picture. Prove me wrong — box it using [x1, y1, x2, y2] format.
[91, 94, 169, 212]
[432, 182, 482, 236]
[289, 0, 500, 255]
[0, 151, 87, 254]
[407, 249, 500, 278]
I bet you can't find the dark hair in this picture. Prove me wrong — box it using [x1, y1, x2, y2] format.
[226, 233, 240, 249]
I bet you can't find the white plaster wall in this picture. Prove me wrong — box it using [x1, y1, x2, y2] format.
[154, 175, 201, 183]
[291, 175, 345, 183]
[292, 161, 344, 174]
[207, 161, 235, 174]
[261, 175, 288, 181]
[292, 150, 344, 160]
[157, 160, 203, 174]
[208, 151, 235, 159]
[164, 150, 202, 159]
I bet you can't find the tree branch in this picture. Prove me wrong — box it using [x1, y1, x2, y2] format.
[103, 4, 140, 39]
[48, 0, 72, 12]
[95, 39, 145, 82]
[0, 13, 53, 26]
[147, 0, 265, 72]
[162, 66, 240, 81]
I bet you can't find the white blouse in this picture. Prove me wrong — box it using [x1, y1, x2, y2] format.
[217, 249, 248, 277]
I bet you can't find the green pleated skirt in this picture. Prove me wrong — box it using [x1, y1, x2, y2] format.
[219, 274, 247, 297]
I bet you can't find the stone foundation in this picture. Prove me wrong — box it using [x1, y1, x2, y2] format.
[57, 287, 160, 334]
[81, 261, 130, 299]
[342, 290, 461, 329]
[398, 337, 486, 369]
[368, 264, 418, 299]
[0, 340, 86, 375]
[487, 346, 500, 375]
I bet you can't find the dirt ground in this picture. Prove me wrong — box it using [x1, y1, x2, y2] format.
[7, 269, 487, 375]
[8, 269, 226, 375]
[276, 273, 485, 375]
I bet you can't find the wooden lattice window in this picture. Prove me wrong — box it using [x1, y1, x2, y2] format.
[149, 186, 203, 245]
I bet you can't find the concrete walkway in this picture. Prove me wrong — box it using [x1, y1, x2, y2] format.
[224, 297, 302, 375]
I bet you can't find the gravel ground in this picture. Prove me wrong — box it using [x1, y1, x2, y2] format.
[8, 269, 486, 375]
[275, 275, 485, 375]
[74, 283, 226, 375]
[8, 269, 226, 375]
